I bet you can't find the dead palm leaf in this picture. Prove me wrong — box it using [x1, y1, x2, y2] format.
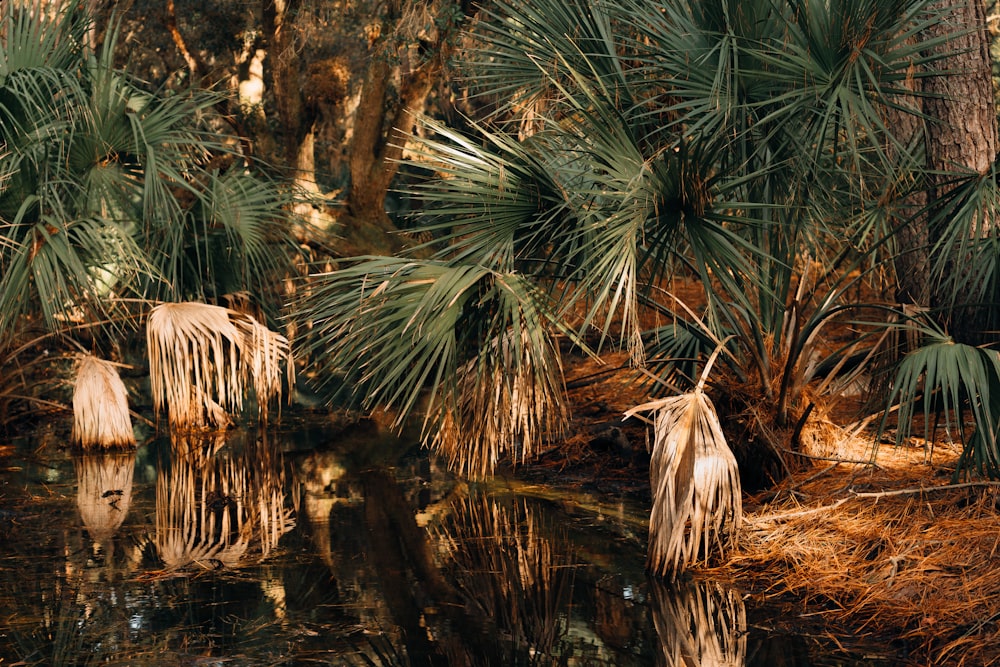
[625, 343, 742, 579]
[431, 327, 568, 478]
[146, 302, 293, 430]
[71, 353, 136, 449]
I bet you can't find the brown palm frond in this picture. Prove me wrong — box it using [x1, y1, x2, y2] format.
[146, 302, 293, 430]
[627, 340, 743, 579]
[430, 327, 568, 479]
[71, 353, 136, 449]
[628, 388, 742, 578]
[231, 311, 295, 424]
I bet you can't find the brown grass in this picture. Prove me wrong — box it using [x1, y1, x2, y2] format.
[730, 429, 1000, 666]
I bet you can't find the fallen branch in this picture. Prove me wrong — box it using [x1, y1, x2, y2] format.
[852, 481, 1000, 499]
[748, 481, 1000, 524]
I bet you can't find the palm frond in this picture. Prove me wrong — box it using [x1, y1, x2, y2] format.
[462, 0, 630, 119]
[625, 386, 742, 578]
[71, 353, 135, 450]
[146, 302, 293, 430]
[878, 321, 1000, 477]
[295, 258, 568, 477]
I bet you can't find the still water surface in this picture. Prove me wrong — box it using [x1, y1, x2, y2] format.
[0, 424, 889, 665]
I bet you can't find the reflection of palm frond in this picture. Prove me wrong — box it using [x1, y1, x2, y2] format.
[626, 388, 742, 579]
[431, 493, 571, 659]
[648, 577, 747, 667]
[147, 302, 293, 430]
[71, 353, 135, 449]
[155, 433, 294, 570]
[74, 453, 135, 543]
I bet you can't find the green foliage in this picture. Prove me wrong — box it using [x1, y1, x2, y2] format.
[295, 0, 1000, 479]
[296, 257, 569, 478]
[0, 0, 296, 343]
[878, 319, 1000, 477]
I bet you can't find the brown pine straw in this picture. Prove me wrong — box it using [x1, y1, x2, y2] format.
[728, 430, 1000, 666]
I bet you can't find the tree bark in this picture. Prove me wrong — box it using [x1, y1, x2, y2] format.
[887, 43, 930, 308]
[347, 1, 476, 229]
[923, 0, 997, 186]
[922, 0, 998, 334]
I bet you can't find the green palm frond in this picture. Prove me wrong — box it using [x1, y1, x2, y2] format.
[295, 258, 568, 477]
[879, 321, 1000, 477]
[925, 162, 1000, 330]
[406, 118, 578, 272]
[0, 0, 87, 74]
[0, 213, 154, 337]
[464, 0, 630, 119]
[0, 2, 295, 336]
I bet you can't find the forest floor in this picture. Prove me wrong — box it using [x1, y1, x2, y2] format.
[525, 347, 1000, 667]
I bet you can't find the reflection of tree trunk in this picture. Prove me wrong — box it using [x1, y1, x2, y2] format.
[361, 467, 449, 666]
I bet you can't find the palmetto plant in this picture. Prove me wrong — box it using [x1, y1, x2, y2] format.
[297, 0, 981, 482]
[0, 0, 297, 433]
[296, 258, 569, 478]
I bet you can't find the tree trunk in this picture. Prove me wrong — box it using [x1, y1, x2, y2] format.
[263, 0, 318, 193]
[887, 44, 929, 308]
[923, 0, 997, 185]
[347, 1, 477, 230]
[922, 0, 998, 335]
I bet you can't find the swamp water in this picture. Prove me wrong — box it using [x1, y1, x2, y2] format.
[0, 423, 889, 666]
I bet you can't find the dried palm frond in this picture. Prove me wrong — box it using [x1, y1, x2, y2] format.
[71, 353, 136, 449]
[625, 345, 742, 579]
[146, 302, 293, 430]
[431, 327, 568, 479]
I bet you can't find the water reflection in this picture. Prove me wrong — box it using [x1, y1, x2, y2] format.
[649, 577, 747, 667]
[0, 428, 889, 666]
[75, 453, 135, 548]
[154, 432, 295, 569]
